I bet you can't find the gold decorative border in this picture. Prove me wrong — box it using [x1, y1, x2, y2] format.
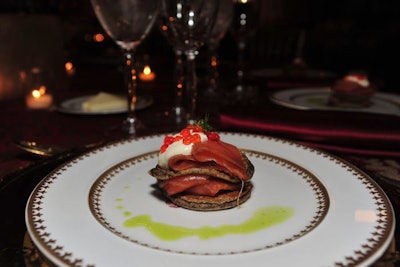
[260, 134, 395, 267]
[27, 151, 97, 267]
[88, 149, 329, 255]
[327, 158, 394, 267]
[26, 136, 155, 267]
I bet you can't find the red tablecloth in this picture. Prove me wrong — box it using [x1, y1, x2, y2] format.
[220, 107, 400, 158]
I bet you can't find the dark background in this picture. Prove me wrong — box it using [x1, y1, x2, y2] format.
[0, 0, 399, 94]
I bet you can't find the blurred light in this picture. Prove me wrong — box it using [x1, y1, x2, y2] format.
[211, 57, 217, 67]
[19, 71, 27, 83]
[93, 33, 105, 42]
[65, 62, 74, 71]
[38, 85, 46, 95]
[32, 89, 41, 98]
[139, 65, 155, 81]
[65, 61, 75, 76]
[355, 210, 377, 223]
[143, 65, 152, 75]
[177, 3, 182, 19]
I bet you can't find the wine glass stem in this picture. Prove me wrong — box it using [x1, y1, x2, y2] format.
[185, 50, 198, 124]
[123, 50, 138, 135]
[209, 49, 218, 92]
[236, 41, 246, 91]
[174, 50, 184, 109]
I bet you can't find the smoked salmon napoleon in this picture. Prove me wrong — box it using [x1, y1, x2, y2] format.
[149, 120, 254, 211]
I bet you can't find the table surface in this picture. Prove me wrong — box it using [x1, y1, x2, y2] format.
[1, 64, 399, 266]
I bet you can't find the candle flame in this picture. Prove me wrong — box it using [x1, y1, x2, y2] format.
[143, 65, 152, 75]
[65, 61, 74, 71]
[32, 90, 41, 99]
[31, 85, 47, 98]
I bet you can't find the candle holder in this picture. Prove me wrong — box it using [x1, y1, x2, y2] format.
[139, 64, 156, 82]
[24, 67, 53, 109]
[138, 55, 156, 82]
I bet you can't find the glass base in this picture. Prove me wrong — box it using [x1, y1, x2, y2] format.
[104, 117, 145, 140]
[225, 83, 259, 105]
[164, 106, 187, 128]
[203, 85, 219, 96]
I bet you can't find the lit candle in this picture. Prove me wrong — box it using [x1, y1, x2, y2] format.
[139, 65, 155, 81]
[26, 85, 53, 109]
[65, 61, 76, 76]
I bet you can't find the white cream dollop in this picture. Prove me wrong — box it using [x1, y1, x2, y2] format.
[344, 74, 370, 87]
[158, 131, 208, 168]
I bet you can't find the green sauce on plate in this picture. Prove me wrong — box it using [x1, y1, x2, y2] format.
[122, 206, 294, 241]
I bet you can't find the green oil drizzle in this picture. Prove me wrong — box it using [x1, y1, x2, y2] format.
[306, 97, 326, 106]
[115, 186, 294, 241]
[122, 206, 294, 241]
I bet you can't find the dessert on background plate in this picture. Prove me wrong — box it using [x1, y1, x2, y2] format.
[328, 73, 376, 108]
[58, 92, 153, 115]
[149, 118, 254, 211]
[82, 91, 126, 112]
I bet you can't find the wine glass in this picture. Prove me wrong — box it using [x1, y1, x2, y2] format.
[161, 0, 219, 124]
[203, 0, 234, 99]
[230, 0, 259, 102]
[90, 0, 160, 136]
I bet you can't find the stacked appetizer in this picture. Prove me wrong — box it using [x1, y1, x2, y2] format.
[328, 74, 375, 108]
[149, 120, 254, 211]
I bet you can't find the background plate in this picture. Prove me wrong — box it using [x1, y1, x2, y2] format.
[58, 94, 153, 115]
[270, 88, 400, 116]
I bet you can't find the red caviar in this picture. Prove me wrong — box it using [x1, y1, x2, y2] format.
[160, 124, 220, 153]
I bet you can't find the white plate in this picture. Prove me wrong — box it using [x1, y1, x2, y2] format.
[270, 87, 400, 116]
[25, 133, 395, 267]
[57, 95, 153, 115]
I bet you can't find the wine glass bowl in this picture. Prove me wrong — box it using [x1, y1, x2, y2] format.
[92, 3, 157, 50]
[162, 1, 218, 52]
[208, 0, 234, 51]
[161, 0, 219, 124]
[90, 0, 160, 136]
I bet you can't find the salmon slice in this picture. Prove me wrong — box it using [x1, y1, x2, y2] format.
[160, 174, 239, 197]
[160, 174, 209, 196]
[185, 179, 240, 196]
[168, 141, 249, 180]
